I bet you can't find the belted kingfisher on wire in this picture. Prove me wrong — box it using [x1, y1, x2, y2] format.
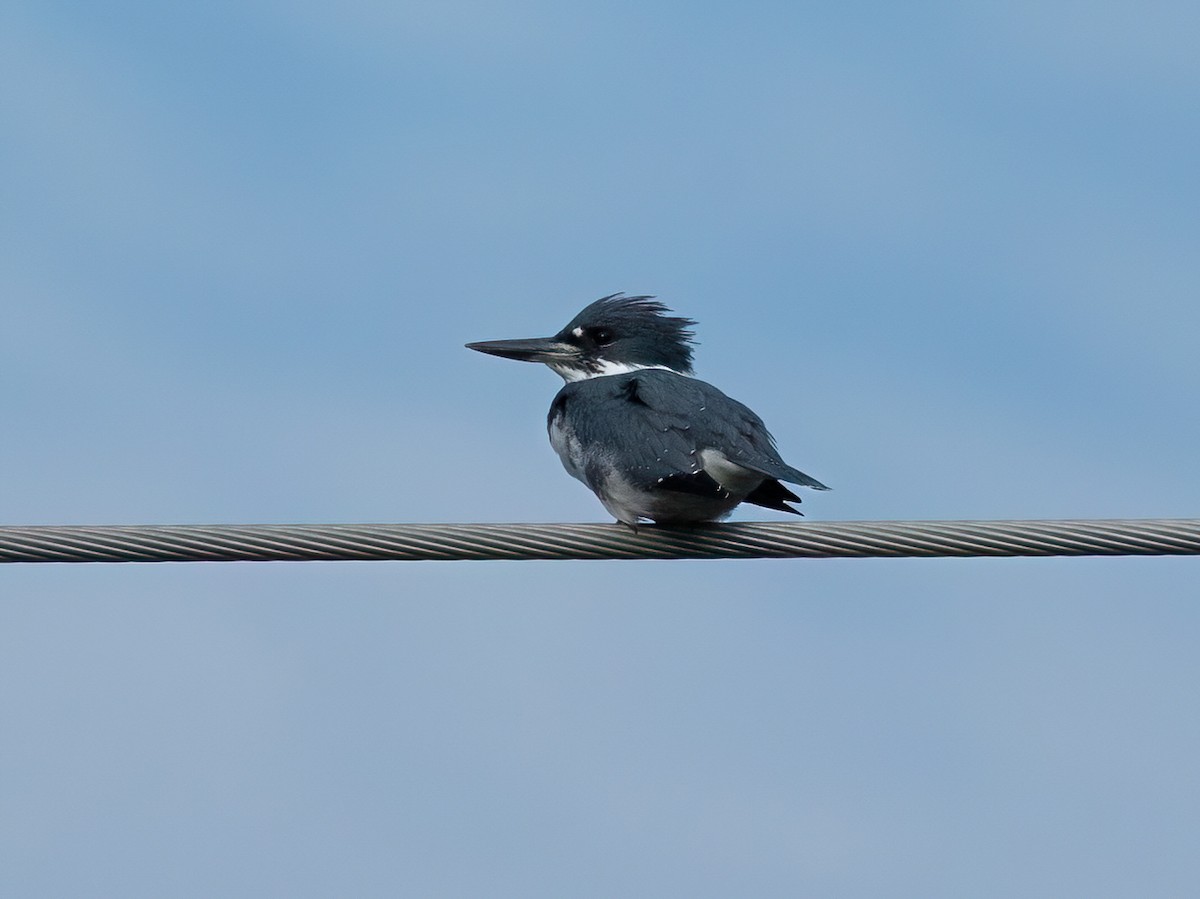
[466, 294, 829, 527]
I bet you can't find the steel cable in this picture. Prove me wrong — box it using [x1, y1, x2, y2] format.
[0, 519, 1197, 563]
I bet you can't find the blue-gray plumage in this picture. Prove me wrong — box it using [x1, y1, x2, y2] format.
[467, 294, 828, 526]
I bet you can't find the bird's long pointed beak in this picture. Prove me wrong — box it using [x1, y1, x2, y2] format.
[465, 336, 580, 364]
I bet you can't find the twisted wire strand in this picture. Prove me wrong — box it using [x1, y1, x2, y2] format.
[0, 519, 1197, 563]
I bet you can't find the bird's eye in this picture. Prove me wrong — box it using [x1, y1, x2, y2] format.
[590, 327, 615, 345]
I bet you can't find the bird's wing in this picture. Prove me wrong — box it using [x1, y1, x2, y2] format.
[554, 371, 827, 497]
[624, 371, 829, 491]
[552, 373, 712, 495]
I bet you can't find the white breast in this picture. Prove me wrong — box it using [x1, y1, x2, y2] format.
[548, 410, 587, 483]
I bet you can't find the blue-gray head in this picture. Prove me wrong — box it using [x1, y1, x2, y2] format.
[466, 294, 697, 381]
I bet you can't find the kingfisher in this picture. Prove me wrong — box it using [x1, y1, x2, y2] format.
[466, 294, 828, 527]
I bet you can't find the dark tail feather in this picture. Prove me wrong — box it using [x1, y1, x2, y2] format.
[743, 478, 804, 515]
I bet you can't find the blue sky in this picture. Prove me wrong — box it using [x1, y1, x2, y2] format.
[3, 1, 1199, 895]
